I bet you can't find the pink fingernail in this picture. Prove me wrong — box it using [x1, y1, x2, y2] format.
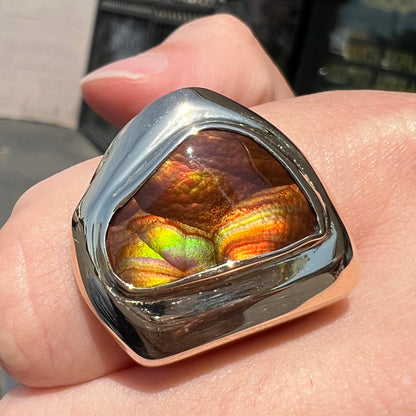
[81, 52, 168, 83]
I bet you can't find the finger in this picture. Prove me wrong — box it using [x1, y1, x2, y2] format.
[255, 90, 416, 247]
[0, 91, 415, 389]
[81, 14, 293, 127]
[0, 160, 133, 387]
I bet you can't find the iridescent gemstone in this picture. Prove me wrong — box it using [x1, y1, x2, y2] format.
[106, 130, 317, 288]
[214, 185, 316, 262]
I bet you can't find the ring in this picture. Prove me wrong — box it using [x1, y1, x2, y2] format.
[72, 88, 357, 366]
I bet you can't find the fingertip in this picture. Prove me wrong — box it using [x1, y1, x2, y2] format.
[82, 77, 138, 127]
[81, 53, 171, 126]
[81, 53, 168, 85]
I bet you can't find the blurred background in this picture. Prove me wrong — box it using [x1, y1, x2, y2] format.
[1, 0, 416, 399]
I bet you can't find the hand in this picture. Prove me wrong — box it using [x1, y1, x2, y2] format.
[0, 15, 415, 415]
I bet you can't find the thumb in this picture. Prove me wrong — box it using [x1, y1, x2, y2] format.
[81, 14, 293, 127]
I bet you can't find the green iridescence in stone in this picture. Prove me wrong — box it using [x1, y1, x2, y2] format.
[106, 130, 317, 288]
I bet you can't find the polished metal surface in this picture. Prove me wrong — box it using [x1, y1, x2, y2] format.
[72, 88, 355, 365]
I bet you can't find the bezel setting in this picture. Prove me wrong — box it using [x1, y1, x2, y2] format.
[72, 88, 356, 366]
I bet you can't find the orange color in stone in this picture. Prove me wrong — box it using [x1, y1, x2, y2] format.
[106, 129, 317, 288]
[213, 185, 317, 262]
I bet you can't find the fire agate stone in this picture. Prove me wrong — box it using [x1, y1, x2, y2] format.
[106, 130, 317, 288]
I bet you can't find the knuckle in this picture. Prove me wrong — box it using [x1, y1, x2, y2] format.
[9, 180, 44, 216]
[209, 13, 254, 40]
[174, 13, 256, 46]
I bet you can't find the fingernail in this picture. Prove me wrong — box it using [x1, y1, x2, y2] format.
[81, 52, 168, 84]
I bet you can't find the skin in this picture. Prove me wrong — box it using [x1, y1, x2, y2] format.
[0, 14, 415, 415]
